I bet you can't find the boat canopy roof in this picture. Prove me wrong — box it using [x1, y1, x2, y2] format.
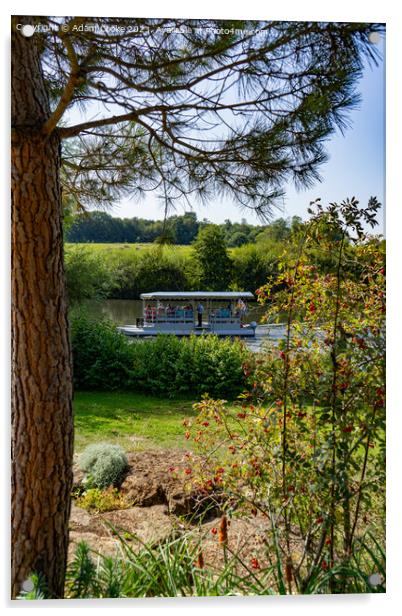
[140, 291, 254, 301]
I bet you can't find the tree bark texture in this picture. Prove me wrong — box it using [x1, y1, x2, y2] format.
[11, 19, 73, 599]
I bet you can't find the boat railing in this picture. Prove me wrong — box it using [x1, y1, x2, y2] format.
[144, 309, 194, 325]
[157, 312, 194, 324]
[209, 310, 241, 326]
[143, 305, 244, 328]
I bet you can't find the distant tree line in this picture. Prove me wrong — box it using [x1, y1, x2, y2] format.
[65, 210, 303, 247]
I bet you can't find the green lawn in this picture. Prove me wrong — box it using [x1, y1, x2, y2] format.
[73, 391, 198, 453]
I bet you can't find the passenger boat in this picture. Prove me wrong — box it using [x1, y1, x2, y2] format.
[118, 291, 257, 338]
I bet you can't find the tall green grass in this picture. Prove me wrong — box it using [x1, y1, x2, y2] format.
[19, 528, 385, 599]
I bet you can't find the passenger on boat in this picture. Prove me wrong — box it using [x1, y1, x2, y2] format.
[145, 304, 155, 322]
[197, 303, 204, 327]
[182, 304, 193, 322]
[236, 298, 247, 323]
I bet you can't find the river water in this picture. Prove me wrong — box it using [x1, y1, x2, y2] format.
[83, 299, 287, 352]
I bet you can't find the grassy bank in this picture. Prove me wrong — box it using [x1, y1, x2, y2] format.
[73, 391, 197, 453]
[64, 240, 281, 301]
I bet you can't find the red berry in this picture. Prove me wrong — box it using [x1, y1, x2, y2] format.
[250, 558, 260, 569]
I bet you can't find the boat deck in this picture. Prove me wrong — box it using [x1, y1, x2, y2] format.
[118, 323, 256, 338]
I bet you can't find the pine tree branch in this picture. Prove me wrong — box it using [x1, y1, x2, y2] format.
[58, 111, 141, 139]
[42, 18, 86, 135]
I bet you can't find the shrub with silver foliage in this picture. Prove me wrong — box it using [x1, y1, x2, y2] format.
[79, 443, 128, 489]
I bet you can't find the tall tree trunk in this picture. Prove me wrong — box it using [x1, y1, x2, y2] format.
[11, 18, 73, 598]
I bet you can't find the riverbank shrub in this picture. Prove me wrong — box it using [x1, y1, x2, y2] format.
[70, 311, 135, 390]
[65, 240, 286, 301]
[230, 243, 281, 293]
[132, 333, 250, 397]
[65, 225, 383, 303]
[70, 311, 252, 398]
[65, 245, 116, 304]
[108, 247, 190, 299]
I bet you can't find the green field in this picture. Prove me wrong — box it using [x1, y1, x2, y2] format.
[65, 242, 241, 258]
[73, 391, 198, 453]
[66, 242, 194, 257]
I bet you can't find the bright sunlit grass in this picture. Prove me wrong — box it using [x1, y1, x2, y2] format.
[73, 391, 198, 453]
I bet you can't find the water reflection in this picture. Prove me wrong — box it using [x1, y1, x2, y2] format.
[84, 299, 144, 325]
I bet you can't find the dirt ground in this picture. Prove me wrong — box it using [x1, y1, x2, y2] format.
[70, 449, 272, 570]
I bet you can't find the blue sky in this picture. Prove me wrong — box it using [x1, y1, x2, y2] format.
[108, 36, 385, 233]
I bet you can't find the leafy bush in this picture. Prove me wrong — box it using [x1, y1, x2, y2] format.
[132, 334, 250, 397]
[79, 443, 128, 489]
[70, 311, 252, 398]
[70, 310, 136, 390]
[65, 245, 116, 304]
[191, 225, 232, 290]
[108, 247, 190, 299]
[230, 243, 280, 293]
